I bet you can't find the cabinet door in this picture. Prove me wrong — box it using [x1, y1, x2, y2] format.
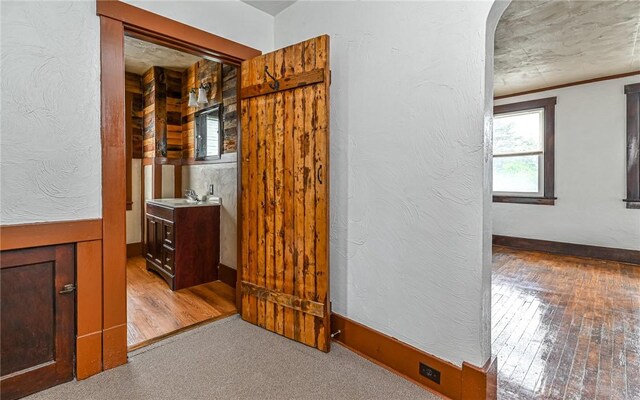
[145, 216, 157, 260]
[1, 245, 75, 400]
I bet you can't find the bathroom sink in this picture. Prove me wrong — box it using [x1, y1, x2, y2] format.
[146, 197, 221, 208]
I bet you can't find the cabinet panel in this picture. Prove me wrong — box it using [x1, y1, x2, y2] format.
[1, 245, 75, 400]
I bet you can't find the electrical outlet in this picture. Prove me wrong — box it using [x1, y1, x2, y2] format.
[419, 362, 441, 384]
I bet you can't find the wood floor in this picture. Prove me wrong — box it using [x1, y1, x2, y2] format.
[493, 246, 640, 399]
[127, 256, 237, 350]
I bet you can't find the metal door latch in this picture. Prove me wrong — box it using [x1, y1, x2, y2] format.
[59, 283, 76, 294]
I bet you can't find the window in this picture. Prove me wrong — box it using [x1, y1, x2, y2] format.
[493, 97, 556, 205]
[195, 105, 222, 161]
[625, 83, 640, 209]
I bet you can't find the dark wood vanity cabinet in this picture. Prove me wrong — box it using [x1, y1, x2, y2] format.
[145, 202, 220, 290]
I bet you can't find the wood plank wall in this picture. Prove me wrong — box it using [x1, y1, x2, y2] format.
[222, 64, 238, 153]
[125, 72, 143, 158]
[181, 60, 222, 159]
[143, 67, 183, 159]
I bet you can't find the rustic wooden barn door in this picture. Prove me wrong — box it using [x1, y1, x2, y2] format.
[240, 35, 330, 351]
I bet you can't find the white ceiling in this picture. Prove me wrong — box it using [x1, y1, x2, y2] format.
[124, 36, 203, 75]
[242, 1, 296, 16]
[494, 0, 640, 97]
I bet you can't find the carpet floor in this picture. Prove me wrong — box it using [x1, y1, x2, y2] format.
[27, 315, 441, 399]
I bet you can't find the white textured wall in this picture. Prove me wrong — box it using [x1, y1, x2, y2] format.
[1, 1, 101, 224]
[493, 76, 640, 250]
[276, 1, 497, 367]
[122, 0, 274, 52]
[126, 159, 142, 244]
[182, 162, 238, 269]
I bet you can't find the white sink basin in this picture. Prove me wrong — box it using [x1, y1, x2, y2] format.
[146, 197, 221, 208]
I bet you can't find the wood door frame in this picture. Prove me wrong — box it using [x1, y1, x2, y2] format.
[98, 0, 260, 370]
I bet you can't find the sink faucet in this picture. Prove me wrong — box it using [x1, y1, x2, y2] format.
[185, 189, 199, 202]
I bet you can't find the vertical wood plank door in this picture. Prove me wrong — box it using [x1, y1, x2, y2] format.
[0, 245, 75, 400]
[240, 35, 330, 351]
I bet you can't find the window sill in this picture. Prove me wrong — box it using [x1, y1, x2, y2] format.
[493, 195, 556, 205]
[624, 199, 640, 209]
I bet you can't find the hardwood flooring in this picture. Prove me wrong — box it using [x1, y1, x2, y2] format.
[493, 245, 640, 399]
[127, 256, 237, 350]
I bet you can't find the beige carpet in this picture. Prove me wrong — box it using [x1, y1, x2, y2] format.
[27, 315, 441, 399]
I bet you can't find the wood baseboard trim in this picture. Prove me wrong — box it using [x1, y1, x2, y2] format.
[126, 242, 143, 258]
[493, 235, 640, 265]
[218, 263, 237, 288]
[102, 324, 128, 370]
[76, 331, 103, 380]
[330, 313, 496, 400]
[0, 219, 102, 251]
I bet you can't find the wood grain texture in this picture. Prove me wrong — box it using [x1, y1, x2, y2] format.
[493, 235, 640, 265]
[0, 245, 75, 400]
[240, 36, 330, 351]
[492, 246, 640, 399]
[0, 219, 102, 251]
[127, 257, 237, 349]
[100, 15, 127, 370]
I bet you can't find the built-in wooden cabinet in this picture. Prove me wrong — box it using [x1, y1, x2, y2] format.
[1, 245, 75, 400]
[145, 202, 220, 290]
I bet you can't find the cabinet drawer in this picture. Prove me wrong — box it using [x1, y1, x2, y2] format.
[162, 246, 175, 273]
[163, 222, 174, 247]
[146, 203, 174, 222]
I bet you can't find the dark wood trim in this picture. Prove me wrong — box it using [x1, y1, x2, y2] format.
[218, 263, 237, 288]
[96, 1, 261, 64]
[495, 70, 640, 100]
[99, 0, 258, 372]
[141, 154, 238, 166]
[0, 219, 102, 251]
[492, 196, 556, 205]
[100, 15, 128, 371]
[152, 163, 162, 199]
[126, 242, 143, 258]
[174, 164, 182, 198]
[494, 97, 556, 205]
[493, 235, 640, 265]
[625, 83, 640, 209]
[330, 313, 496, 400]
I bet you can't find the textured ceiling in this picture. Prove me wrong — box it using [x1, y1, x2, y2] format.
[242, 1, 296, 16]
[494, 0, 640, 96]
[124, 36, 203, 75]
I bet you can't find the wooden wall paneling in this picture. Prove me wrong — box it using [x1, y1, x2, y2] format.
[181, 60, 223, 160]
[76, 240, 103, 379]
[165, 70, 183, 159]
[0, 220, 102, 251]
[143, 67, 156, 159]
[154, 67, 167, 157]
[125, 92, 133, 211]
[125, 72, 144, 158]
[100, 15, 127, 370]
[222, 64, 238, 152]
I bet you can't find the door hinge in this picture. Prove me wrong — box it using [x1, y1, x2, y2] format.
[59, 283, 76, 294]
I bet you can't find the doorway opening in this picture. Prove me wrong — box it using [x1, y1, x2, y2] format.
[489, 1, 640, 398]
[123, 35, 240, 350]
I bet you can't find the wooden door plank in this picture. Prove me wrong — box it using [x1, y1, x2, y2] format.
[292, 40, 306, 343]
[241, 281, 324, 318]
[273, 48, 286, 336]
[240, 58, 250, 321]
[302, 37, 317, 348]
[314, 34, 330, 351]
[264, 50, 276, 333]
[282, 45, 296, 340]
[256, 52, 267, 329]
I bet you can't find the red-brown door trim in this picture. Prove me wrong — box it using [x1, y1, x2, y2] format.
[98, 0, 260, 372]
